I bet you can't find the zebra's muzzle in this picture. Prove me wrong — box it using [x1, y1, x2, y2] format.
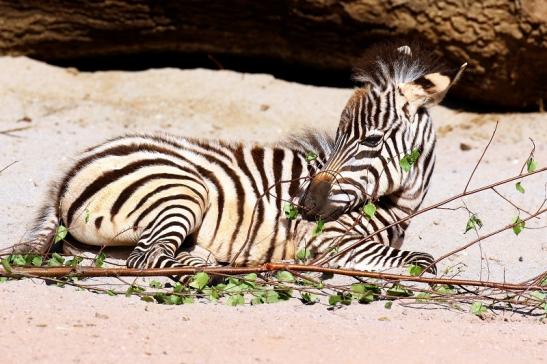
[299, 173, 344, 221]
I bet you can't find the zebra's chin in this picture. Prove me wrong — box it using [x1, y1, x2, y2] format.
[300, 202, 348, 222]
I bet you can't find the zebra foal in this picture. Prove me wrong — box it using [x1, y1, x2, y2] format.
[14, 44, 464, 275]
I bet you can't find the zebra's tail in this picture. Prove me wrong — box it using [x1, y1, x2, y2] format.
[12, 203, 60, 255]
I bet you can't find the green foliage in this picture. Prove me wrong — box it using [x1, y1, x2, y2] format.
[296, 248, 312, 262]
[276, 271, 295, 283]
[312, 218, 325, 237]
[399, 149, 421, 172]
[283, 203, 299, 220]
[435, 285, 455, 295]
[515, 182, 525, 193]
[465, 214, 483, 234]
[526, 157, 537, 173]
[66, 256, 83, 267]
[328, 292, 352, 306]
[512, 216, 525, 236]
[47, 253, 65, 267]
[415, 293, 432, 302]
[387, 284, 413, 297]
[384, 301, 393, 309]
[226, 294, 245, 306]
[350, 283, 379, 304]
[408, 264, 423, 277]
[31, 256, 43, 267]
[189, 272, 210, 291]
[362, 202, 377, 220]
[470, 302, 487, 317]
[300, 292, 318, 305]
[1, 258, 12, 273]
[149, 280, 163, 289]
[305, 151, 318, 162]
[125, 284, 145, 297]
[54, 225, 68, 243]
[94, 252, 106, 267]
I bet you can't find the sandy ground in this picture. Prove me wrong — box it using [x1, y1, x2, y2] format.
[0, 57, 545, 363]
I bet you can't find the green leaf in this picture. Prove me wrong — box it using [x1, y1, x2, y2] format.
[54, 225, 68, 243]
[243, 273, 257, 282]
[1, 258, 12, 273]
[305, 151, 318, 162]
[189, 272, 210, 291]
[94, 252, 106, 267]
[173, 283, 184, 293]
[251, 297, 264, 305]
[526, 157, 537, 173]
[387, 284, 413, 297]
[140, 296, 154, 303]
[328, 294, 341, 306]
[362, 202, 377, 220]
[276, 270, 295, 283]
[328, 292, 352, 306]
[530, 291, 545, 301]
[11, 255, 26, 266]
[0, 277, 8, 283]
[296, 248, 312, 262]
[182, 296, 194, 304]
[435, 285, 455, 295]
[66, 256, 83, 267]
[408, 264, 423, 277]
[84, 209, 90, 224]
[226, 294, 245, 306]
[47, 253, 65, 267]
[384, 301, 393, 309]
[512, 216, 525, 236]
[149, 280, 163, 289]
[465, 214, 483, 234]
[31, 256, 43, 267]
[399, 149, 421, 172]
[415, 292, 432, 302]
[106, 290, 116, 296]
[300, 292, 318, 305]
[470, 301, 487, 316]
[283, 203, 299, 220]
[515, 182, 525, 193]
[312, 218, 325, 237]
[357, 291, 376, 304]
[167, 294, 183, 305]
[264, 290, 280, 304]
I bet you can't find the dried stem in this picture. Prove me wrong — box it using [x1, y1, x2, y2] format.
[1, 263, 544, 292]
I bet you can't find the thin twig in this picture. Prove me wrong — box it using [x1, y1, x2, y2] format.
[464, 121, 498, 193]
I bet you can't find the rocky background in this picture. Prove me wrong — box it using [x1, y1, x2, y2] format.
[0, 0, 546, 109]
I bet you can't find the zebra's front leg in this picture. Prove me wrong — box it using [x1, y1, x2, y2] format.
[322, 236, 437, 274]
[307, 215, 436, 274]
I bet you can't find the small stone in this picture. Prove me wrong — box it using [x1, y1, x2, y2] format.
[518, 256, 523, 262]
[460, 143, 472, 151]
[260, 104, 270, 111]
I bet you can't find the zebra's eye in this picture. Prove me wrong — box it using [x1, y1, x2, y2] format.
[360, 134, 383, 148]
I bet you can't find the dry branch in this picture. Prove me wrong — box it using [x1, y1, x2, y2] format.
[1, 263, 544, 292]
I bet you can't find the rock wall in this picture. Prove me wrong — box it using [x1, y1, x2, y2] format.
[0, 0, 545, 109]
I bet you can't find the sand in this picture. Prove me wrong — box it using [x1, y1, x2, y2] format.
[0, 57, 545, 363]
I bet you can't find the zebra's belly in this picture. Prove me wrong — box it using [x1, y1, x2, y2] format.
[60, 189, 141, 247]
[193, 198, 297, 265]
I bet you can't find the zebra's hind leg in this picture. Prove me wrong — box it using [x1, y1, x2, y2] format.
[319, 237, 437, 274]
[126, 202, 205, 271]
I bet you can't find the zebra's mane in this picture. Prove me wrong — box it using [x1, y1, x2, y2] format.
[353, 42, 446, 88]
[282, 130, 334, 156]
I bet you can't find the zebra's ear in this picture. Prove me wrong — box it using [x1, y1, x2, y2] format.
[399, 63, 467, 108]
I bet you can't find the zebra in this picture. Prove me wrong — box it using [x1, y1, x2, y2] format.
[14, 43, 464, 275]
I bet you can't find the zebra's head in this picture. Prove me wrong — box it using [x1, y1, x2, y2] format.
[300, 44, 466, 220]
